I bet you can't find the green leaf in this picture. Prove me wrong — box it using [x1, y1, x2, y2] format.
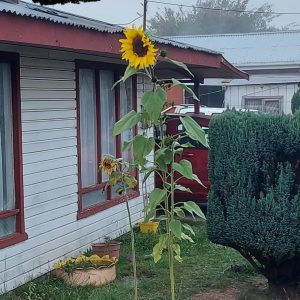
[180, 115, 209, 148]
[174, 207, 186, 219]
[112, 66, 137, 89]
[183, 201, 206, 220]
[172, 79, 199, 101]
[142, 166, 157, 184]
[192, 174, 206, 188]
[173, 159, 193, 180]
[175, 184, 192, 193]
[170, 219, 182, 239]
[182, 223, 195, 236]
[113, 110, 140, 136]
[155, 148, 173, 172]
[164, 58, 194, 78]
[173, 244, 183, 263]
[145, 208, 157, 223]
[122, 139, 133, 152]
[141, 87, 166, 122]
[181, 232, 194, 243]
[149, 188, 168, 209]
[153, 234, 168, 263]
[132, 135, 154, 166]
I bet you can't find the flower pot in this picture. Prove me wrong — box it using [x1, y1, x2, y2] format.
[54, 265, 116, 287]
[139, 221, 159, 234]
[92, 241, 121, 259]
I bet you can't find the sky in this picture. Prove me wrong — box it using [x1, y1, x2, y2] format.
[28, 0, 300, 30]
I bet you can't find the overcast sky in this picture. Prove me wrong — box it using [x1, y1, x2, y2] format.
[29, 0, 300, 30]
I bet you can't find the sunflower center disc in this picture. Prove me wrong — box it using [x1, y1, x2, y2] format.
[133, 35, 148, 57]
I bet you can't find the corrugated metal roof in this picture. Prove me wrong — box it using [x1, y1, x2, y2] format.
[0, 0, 220, 55]
[0, 0, 123, 33]
[166, 31, 300, 66]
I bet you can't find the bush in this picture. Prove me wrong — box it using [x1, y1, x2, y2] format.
[207, 110, 300, 292]
[292, 88, 300, 113]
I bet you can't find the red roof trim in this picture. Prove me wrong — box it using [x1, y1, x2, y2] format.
[0, 13, 248, 80]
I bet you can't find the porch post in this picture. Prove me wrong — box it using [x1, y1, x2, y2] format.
[194, 79, 200, 114]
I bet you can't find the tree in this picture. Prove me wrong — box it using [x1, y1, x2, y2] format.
[149, 0, 289, 36]
[207, 110, 300, 297]
[291, 88, 300, 113]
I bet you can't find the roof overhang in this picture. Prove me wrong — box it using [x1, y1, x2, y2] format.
[0, 12, 249, 81]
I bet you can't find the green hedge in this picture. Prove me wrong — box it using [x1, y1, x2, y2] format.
[207, 110, 300, 286]
[292, 88, 300, 113]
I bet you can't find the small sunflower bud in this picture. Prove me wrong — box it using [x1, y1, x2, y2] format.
[160, 50, 167, 58]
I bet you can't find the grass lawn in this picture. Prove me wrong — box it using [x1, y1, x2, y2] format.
[1, 221, 256, 300]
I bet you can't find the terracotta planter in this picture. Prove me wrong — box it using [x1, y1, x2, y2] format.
[54, 265, 116, 287]
[92, 241, 121, 259]
[139, 221, 159, 234]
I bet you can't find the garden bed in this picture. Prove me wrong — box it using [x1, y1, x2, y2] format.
[1, 222, 258, 300]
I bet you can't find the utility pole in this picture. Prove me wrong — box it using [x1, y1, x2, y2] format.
[143, 0, 148, 31]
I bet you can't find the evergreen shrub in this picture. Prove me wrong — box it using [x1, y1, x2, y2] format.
[207, 110, 300, 290]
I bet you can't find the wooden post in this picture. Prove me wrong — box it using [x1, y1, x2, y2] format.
[194, 79, 200, 114]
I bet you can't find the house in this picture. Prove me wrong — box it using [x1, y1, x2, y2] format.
[168, 31, 300, 113]
[0, 0, 247, 292]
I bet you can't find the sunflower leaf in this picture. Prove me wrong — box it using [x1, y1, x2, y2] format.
[171, 79, 199, 101]
[113, 110, 141, 136]
[141, 87, 166, 122]
[164, 58, 194, 78]
[112, 66, 137, 89]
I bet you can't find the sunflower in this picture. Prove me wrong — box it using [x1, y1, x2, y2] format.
[99, 157, 117, 175]
[119, 25, 158, 70]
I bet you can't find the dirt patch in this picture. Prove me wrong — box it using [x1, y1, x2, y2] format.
[192, 276, 269, 300]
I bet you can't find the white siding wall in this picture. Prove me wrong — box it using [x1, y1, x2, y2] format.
[0, 44, 151, 293]
[224, 83, 299, 114]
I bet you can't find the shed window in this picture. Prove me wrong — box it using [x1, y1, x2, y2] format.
[244, 97, 281, 114]
[77, 63, 138, 219]
[0, 53, 27, 248]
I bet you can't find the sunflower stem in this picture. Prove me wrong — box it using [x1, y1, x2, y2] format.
[123, 183, 138, 300]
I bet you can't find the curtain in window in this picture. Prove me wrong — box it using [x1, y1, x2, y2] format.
[0, 63, 16, 237]
[0, 63, 15, 211]
[120, 79, 134, 164]
[79, 69, 97, 188]
[100, 71, 116, 182]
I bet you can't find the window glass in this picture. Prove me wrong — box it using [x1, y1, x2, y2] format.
[0, 216, 16, 238]
[79, 69, 97, 188]
[100, 70, 116, 181]
[82, 189, 107, 209]
[120, 79, 134, 164]
[0, 63, 15, 211]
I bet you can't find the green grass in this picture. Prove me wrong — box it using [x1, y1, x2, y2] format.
[1, 222, 256, 300]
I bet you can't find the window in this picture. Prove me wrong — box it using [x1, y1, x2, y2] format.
[0, 52, 27, 248]
[244, 97, 281, 114]
[77, 62, 138, 219]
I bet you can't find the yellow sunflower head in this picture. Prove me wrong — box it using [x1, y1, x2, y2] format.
[99, 157, 117, 175]
[119, 25, 158, 70]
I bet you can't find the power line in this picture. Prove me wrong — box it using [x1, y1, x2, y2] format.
[114, 15, 143, 26]
[148, 0, 300, 15]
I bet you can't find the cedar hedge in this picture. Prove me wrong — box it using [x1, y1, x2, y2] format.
[207, 110, 300, 290]
[292, 88, 300, 114]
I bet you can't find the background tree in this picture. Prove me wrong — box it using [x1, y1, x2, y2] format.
[291, 88, 300, 113]
[149, 0, 292, 36]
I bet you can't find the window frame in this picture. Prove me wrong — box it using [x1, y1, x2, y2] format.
[243, 96, 282, 113]
[76, 60, 139, 220]
[0, 52, 27, 248]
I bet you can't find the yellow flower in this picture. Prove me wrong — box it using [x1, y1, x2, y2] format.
[88, 254, 101, 264]
[99, 157, 117, 175]
[119, 25, 158, 70]
[54, 261, 63, 270]
[75, 255, 88, 264]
